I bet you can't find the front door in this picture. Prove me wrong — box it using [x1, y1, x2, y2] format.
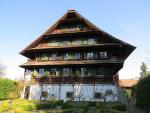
[24, 86, 30, 99]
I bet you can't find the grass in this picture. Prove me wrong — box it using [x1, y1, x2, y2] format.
[0, 99, 51, 113]
[0, 99, 127, 113]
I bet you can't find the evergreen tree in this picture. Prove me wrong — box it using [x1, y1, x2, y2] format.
[140, 62, 148, 79]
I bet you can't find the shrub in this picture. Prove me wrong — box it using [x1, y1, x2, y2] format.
[35, 102, 51, 110]
[112, 104, 126, 111]
[61, 101, 72, 109]
[56, 100, 64, 105]
[88, 101, 96, 107]
[0, 78, 16, 100]
[136, 75, 150, 111]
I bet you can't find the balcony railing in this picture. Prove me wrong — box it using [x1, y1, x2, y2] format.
[20, 59, 123, 67]
[34, 43, 121, 50]
[32, 76, 113, 84]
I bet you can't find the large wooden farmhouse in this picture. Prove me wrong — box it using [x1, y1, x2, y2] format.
[20, 10, 135, 102]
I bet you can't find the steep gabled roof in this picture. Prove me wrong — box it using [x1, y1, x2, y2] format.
[20, 10, 136, 59]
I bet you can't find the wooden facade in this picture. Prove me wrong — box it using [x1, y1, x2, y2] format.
[20, 10, 135, 85]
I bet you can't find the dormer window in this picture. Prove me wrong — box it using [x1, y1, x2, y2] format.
[99, 51, 107, 59]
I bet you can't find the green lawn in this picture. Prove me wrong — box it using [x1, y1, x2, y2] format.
[0, 99, 127, 113]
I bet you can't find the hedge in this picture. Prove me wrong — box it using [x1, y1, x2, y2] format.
[0, 78, 16, 100]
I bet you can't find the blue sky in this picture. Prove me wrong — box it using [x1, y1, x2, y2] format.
[0, 0, 150, 79]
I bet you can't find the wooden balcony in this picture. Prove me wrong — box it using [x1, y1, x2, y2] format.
[25, 43, 121, 52]
[32, 76, 113, 84]
[44, 29, 98, 36]
[20, 59, 123, 67]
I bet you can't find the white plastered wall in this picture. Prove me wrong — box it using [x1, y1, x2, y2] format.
[28, 84, 117, 102]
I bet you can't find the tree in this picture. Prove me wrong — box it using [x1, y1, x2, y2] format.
[140, 62, 148, 79]
[136, 75, 150, 112]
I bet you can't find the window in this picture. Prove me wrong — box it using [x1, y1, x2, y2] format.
[62, 40, 70, 46]
[94, 92, 101, 99]
[63, 53, 69, 60]
[99, 52, 107, 59]
[88, 67, 96, 76]
[63, 68, 70, 76]
[66, 92, 73, 98]
[88, 38, 95, 44]
[47, 40, 58, 46]
[76, 68, 81, 76]
[39, 68, 45, 76]
[41, 92, 48, 97]
[82, 39, 88, 45]
[75, 53, 81, 59]
[85, 52, 94, 59]
[96, 67, 105, 77]
[50, 53, 57, 60]
[105, 90, 113, 95]
[73, 39, 82, 45]
[40, 53, 48, 61]
[81, 67, 88, 76]
[33, 69, 38, 76]
[51, 68, 56, 76]
[45, 68, 50, 76]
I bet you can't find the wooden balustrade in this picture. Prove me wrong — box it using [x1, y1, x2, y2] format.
[32, 76, 113, 84]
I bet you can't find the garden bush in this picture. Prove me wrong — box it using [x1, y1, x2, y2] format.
[35, 102, 52, 110]
[0, 78, 16, 100]
[61, 101, 72, 109]
[88, 101, 96, 107]
[56, 100, 64, 105]
[112, 104, 126, 111]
